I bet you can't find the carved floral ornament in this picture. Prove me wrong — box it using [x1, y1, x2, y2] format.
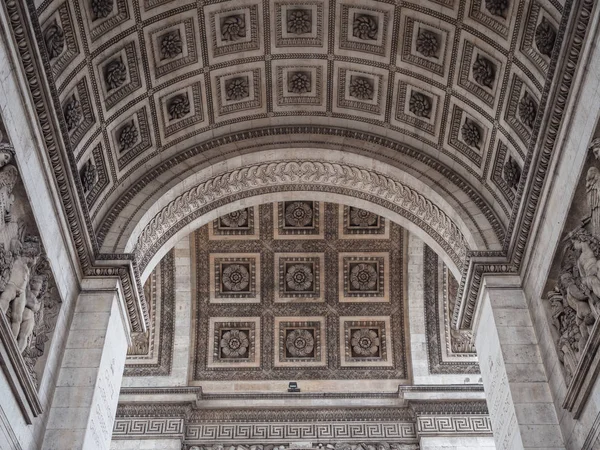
[225, 77, 250, 101]
[353, 14, 378, 41]
[221, 209, 248, 228]
[286, 264, 313, 291]
[134, 160, 469, 271]
[91, 0, 113, 21]
[288, 72, 311, 94]
[167, 94, 190, 121]
[43, 22, 64, 60]
[160, 31, 183, 60]
[409, 92, 432, 119]
[416, 29, 439, 58]
[349, 76, 374, 101]
[350, 263, 378, 291]
[220, 329, 249, 357]
[287, 9, 312, 34]
[221, 15, 246, 41]
[472, 55, 496, 89]
[535, 17, 557, 57]
[518, 91, 538, 128]
[104, 57, 127, 91]
[351, 328, 380, 356]
[286, 328, 314, 356]
[461, 118, 482, 148]
[350, 208, 378, 227]
[285, 201, 313, 227]
[222, 264, 249, 291]
[63, 95, 82, 131]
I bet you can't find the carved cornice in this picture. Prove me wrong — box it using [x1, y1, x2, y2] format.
[134, 160, 469, 273]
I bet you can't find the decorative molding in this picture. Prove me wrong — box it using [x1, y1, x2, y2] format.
[135, 161, 468, 273]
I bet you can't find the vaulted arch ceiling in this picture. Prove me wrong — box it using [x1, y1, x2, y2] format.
[10, 0, 586, 334]
[30, 0, 565, 258]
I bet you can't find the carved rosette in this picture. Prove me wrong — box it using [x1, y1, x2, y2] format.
[461, 119, 481, 148]
[503, 157, 521, 190]
[285, 329, 314, 357]
[349, 208, 378, 227]
[518, 92, 538, 128]
[167, 94, 191, 121]
[220, 329, 249, 357]
[352, 14, 378, 41]
[351, 328, 380, 356]
[484, 0, 509, 17]
[288, 72, 311, 94]
[43, 22, 64, 60]
[287, 9, 311, 34]
[285, 264, 314, 291]
[221, 15, 246, 41]
[284, 201, 313, 227]
[225, 77, 250, 101]
[408, 92, 432, 118]
[160, 31, 183, 60]
[535, 17, 557, 57]
[118, 122, 138, 151]
[92, 0, 114, 21]
[349, 77, 374, 101]
[105, 58, 127, 91]
[220, 210, 248, 228]
[416, 30, 439, 58]
[472, 55, 496, 88]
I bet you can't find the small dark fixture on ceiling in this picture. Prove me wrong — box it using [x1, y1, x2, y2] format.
[288, 382, 301, 393]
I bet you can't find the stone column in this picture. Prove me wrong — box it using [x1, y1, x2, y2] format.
[474, 275, 565, 450]
[43, 278, 130, 450]
[419, 436, 496, 449]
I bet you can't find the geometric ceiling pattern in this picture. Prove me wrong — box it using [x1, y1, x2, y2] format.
[125, 201, 479, 380]
[32, 0, 563, 258]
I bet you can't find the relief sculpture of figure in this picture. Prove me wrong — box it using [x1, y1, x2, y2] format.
[561, 271, 595, 352]
[0, 237, 39, 342]
[586, 166, 600, 236]
[16, 274, 44, 352]
[573, 238, 600, 304]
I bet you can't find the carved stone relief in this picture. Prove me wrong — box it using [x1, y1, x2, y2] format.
[544, 142, 600, 385]
[0, 119, 61, 387]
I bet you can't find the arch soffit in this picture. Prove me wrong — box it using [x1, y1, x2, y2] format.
[127, 149, 490, 281]
[99, 140, 505, 255]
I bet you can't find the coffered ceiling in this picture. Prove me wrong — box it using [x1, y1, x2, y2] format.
[125, 202, 477, 387]
[29, 0, 565, 264]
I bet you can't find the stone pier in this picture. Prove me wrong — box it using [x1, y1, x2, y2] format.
[42, 279, 129, 450]
[474, 275, 565, 449]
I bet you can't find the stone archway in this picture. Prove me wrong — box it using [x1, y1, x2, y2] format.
[125, 149, 488, 282]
